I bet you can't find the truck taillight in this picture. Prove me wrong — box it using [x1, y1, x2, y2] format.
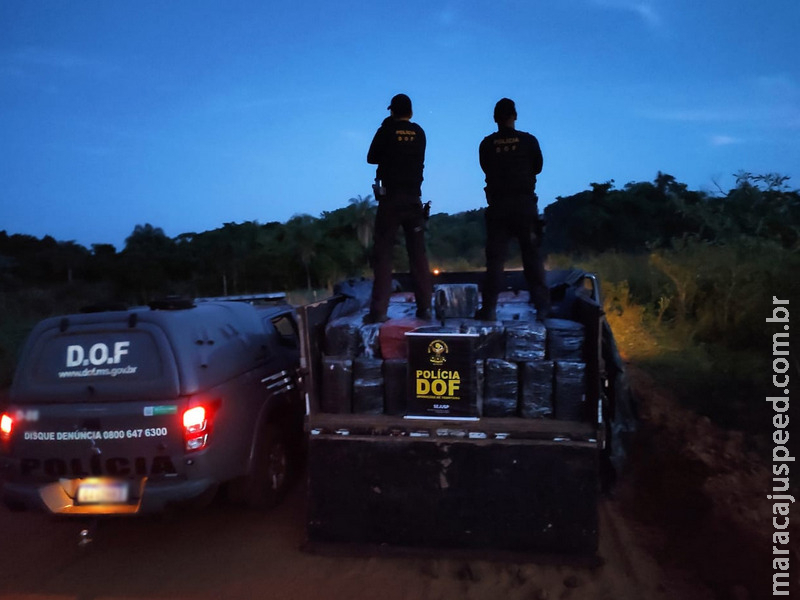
[0, 413, 12, 443]
[182, 402, 217, 452]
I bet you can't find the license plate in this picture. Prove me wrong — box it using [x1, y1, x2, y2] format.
[76, 482, 129, 504]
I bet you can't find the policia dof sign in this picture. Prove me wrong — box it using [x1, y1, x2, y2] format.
[405, 328, 480, 419]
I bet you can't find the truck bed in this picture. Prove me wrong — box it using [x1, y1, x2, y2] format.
[299, 270, 609, 555]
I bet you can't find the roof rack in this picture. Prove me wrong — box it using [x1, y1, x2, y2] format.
[195, 293, 287, 305]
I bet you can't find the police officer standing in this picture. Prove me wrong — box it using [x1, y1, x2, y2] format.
[476, 98, 550, 321]
[364, 93, 432, 323]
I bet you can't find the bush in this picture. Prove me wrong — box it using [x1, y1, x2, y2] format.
[557, 243, 798, 440]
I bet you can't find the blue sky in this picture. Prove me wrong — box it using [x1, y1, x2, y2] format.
[1, 0, 798, 250]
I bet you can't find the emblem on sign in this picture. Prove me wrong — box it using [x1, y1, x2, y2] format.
[427, 339, 448, 366]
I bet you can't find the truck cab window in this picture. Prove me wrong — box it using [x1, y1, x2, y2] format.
[270, 315, 299, 349]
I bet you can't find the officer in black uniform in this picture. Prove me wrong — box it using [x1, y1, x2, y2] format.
[364, 93, 432, 323]
[476, 98, 550, 321]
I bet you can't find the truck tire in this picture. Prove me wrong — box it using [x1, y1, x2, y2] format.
[599, 395, 616, 493]
[600, 369, 637, 493]
[233, 423, 291, 510]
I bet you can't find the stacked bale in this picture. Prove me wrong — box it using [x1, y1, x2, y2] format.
[553, 361, 586, 421]
[352, 356, 384, 414]
[434, 283, 479, 319]
[520, 360, 554, 418]
[505, 321, 547, 362]
[483, 358, 518, 417]
[320, 298, 423, 415]
[317, 284, 588, 422]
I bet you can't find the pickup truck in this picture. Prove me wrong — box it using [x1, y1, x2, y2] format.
[297, 269, 634, 555]
[0, 294, 304, 516]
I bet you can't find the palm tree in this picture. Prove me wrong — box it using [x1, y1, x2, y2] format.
[348, 194, 377, 250]
[285, 214, 321, 291]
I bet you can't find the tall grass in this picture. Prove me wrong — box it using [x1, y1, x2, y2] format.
[557, 244, 798, 446]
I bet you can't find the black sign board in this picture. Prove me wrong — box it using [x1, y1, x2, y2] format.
[405, 328, 479, 419]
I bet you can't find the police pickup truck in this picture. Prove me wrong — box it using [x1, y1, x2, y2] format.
[0, 294, 304, 515]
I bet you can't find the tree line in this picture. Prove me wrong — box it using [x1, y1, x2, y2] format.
[2, 171, 797, 302]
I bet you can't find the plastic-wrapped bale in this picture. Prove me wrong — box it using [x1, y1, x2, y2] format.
[379, 317, 429, 360]
[358, 322, 383, 358]
[497, 303, 538, 323]
[324, 313, 383, 358]
[520, 361, 554, 418]
[321, 356, 353, 413]
[324, 312, 366, 357]
[382, 358, 407, 415]
[447, 319, 505, 359]
[329, 278, 372, 320]
[434, 284, 479, 319]
[387, 300, 419, 320]
[352, 356, 384, 414]
[497, 289, 530, 304]
[554, 361, 586, 421]
[545, 318, 585, 361]
[505, 321, 546, 362]
[483, 358, 518, 418]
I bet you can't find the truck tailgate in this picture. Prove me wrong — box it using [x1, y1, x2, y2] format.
[4, 400, 187, 513]
[306, 414, 599, 555]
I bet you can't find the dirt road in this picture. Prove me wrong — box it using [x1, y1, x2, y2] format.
[0, 483, 714, 600]
[0, 366, 788, 600]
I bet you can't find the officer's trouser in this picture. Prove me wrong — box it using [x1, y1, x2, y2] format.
[369, 191, 432, 317]
[483, 194, 549, 314]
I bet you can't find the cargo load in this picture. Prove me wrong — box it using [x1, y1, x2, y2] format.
[298, 270, 636, 556]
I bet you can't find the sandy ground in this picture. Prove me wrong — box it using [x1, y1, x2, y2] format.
[0, 488, 710, 600]
[0, 365, 795, 600]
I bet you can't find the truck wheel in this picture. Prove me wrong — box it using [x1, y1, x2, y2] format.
[599, 399, 616, 493]
[238, 423, 291, 510]
[600, 369, 637, 493]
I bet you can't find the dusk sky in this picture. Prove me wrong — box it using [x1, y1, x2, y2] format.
[2, 1, 798, 250]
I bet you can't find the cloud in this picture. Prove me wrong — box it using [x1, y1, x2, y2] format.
[709, 135, 742, 147]
[430, 2, 477, 48]
[640, 74, 800, 131]
[589, 0, 662, 27]
[6, 47, 104, 71]
[0, 47, 117, 88]
[755, 74, 799, 96]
